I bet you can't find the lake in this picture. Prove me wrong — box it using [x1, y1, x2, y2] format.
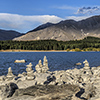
[0, 52, 100, 76]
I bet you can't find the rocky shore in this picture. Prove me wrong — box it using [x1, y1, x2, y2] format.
[0, 56, 100, 100]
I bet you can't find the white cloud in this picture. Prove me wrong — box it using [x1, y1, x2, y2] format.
[0, 13, 63, 33]
[0, 12, 97, 33]
[66, 15, 92, 21]
[76, 6, 100, 14]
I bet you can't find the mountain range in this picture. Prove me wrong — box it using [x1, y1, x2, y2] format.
[0, 29, 23, 40]
[1, 15, 100, 41]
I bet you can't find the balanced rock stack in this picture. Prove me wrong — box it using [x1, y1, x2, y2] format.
[35, 56, 49, 73]
[26, 63, 35, 80]
[82, 59, 92, 75]
[6, 67, 14, 78]
[35, 60, 42, 73]
[83, 59, 90, 69]
[42, 56, 49, 73]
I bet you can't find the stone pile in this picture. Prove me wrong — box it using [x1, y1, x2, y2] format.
[26, 63, 35, 80]
[0, 57, 100, 100]
[35, 56, 49, 73]
[7, 67, 14, 78]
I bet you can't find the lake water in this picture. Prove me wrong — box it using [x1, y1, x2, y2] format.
[0, 52, 100, 76]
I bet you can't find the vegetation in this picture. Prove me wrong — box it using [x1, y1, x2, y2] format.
[0, 36, 100, 51]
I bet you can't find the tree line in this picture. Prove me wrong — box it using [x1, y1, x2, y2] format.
[0, 36, 100, 51]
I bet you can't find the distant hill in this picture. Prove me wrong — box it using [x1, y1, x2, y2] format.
[0, 29, 23, 40]
[13, 15, 100, 41]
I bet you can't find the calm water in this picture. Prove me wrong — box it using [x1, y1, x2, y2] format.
[0, 52, 100, 76]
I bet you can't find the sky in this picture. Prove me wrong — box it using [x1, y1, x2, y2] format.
[0, 0, 100, 33]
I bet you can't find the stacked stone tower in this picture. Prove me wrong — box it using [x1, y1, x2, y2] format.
[35, 56, 49, 73]
[26, 63, 34, 80]
[83, 59, 90, 70]
[7, 67, 14, 78]
[82, 59, 92, 82]
[83, 59, 92, 74]
[35, 60, 42, 73]
[42, 56, 49, 73]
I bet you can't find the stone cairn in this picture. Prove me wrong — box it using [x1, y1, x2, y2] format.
[42, 56, 49, 73]
[35, 56, 49, 73]
[83, 59, 92, 75]
[83, 59, 90, 69]
[7, 67, 14, 78]
[82, 59, 92, 82]
[26, 63, 35, 80]
[35, 60, 42, 73]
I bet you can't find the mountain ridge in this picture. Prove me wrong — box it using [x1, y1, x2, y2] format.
[0, 29, 24, 40]
[12, 15, 100, 41]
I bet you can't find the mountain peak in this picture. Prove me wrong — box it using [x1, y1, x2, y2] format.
[27, 22, 54, 33]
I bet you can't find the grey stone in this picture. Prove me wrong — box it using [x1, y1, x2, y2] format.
[81, 84, 96, 100]
[34, 73, 51, 85]
[0, 83, 18, 100]
[17, 80, 37, 89]
[6, 84, 80, 100]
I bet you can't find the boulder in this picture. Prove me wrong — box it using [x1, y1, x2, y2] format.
[81, 83, 96, 99]
[16, 80, 37, 89]
[6, 84, 80, 100]
[14, 59, 26, 63]
[0, 83, 18, 100]
[34, 73, 51, 85]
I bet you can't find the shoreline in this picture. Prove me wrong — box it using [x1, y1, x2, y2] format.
[0, 49, 67, 52]
[0, 49, 100, 52]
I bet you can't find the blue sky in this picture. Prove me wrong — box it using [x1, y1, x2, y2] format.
[0, 0, 100, 33]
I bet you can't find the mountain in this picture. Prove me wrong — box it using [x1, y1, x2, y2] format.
[13, 15, 100, 41]
[0, 29, 23, 40]
[28, 22, 54, 32]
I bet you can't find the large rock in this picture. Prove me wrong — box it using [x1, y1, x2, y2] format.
[16, 80, 37, 89]
[0, 83, 18, 100]
[5, 84, 80, 100]
[34, 72, 51, 85]
[81, 83, 96, 99]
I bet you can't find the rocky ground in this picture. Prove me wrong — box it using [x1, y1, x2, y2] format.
[0, 57, 100, 100]
[5, 84, 80, 100]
